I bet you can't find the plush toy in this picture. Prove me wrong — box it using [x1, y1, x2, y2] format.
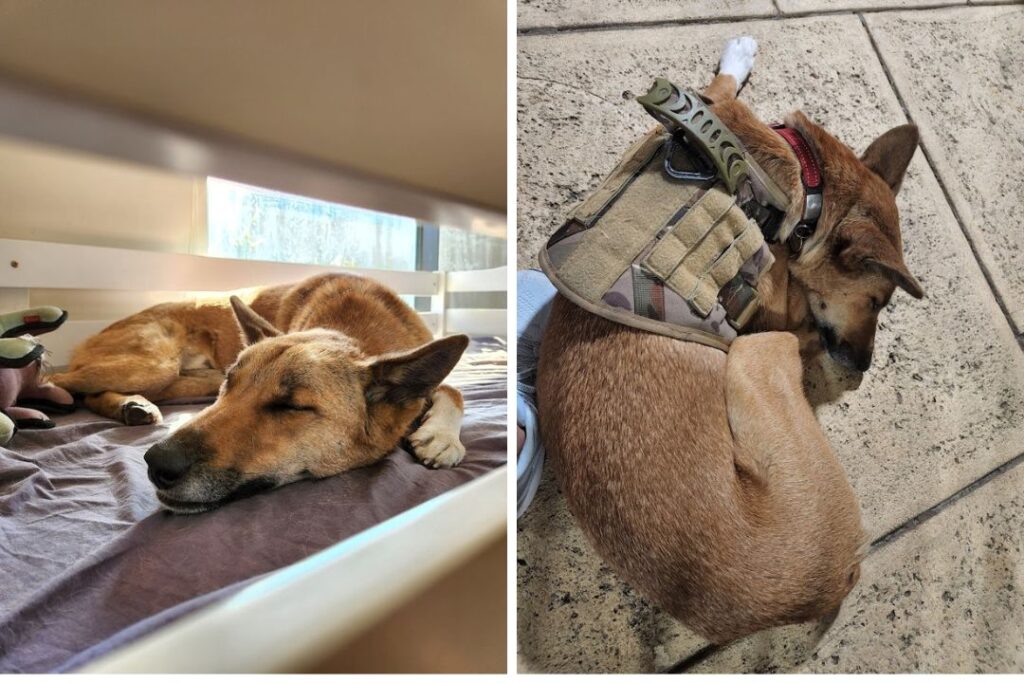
[0, 307, 75, 445]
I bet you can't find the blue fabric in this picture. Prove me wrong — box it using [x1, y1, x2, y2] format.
[517, 270, 557, 517]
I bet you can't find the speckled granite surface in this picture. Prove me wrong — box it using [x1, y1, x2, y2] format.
[866, 6, 1024, 330]
[777, 0, 964, 13]
[517, 1, 1024, 673]
[518, 0, 776, 31]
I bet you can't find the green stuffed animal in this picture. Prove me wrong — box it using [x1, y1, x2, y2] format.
[1, 306, 75, 445]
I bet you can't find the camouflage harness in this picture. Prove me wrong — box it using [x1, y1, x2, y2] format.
[539, 78, 823, 351]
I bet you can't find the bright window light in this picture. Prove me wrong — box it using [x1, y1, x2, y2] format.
[206, 177, 419, 270]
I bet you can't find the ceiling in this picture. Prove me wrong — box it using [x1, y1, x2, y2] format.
[0, 0, 506, 212]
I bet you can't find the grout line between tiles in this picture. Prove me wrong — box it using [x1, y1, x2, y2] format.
[662, 643, 720, 673]
[870, 449, 1024, 550]
[517, 1, 1019, 36]
[858, 13, 1024, 343]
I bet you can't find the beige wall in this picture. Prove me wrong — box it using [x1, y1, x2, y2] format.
[0, 135, 203, 315]
[0, 135, 203, 252]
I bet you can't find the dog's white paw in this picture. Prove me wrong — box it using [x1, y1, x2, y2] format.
[719, 36, 758, 87]
[409, 422, 466, 469]
[122, 399, 162, 426]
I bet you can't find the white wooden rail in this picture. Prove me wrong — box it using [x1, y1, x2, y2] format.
[0, 237, 440, 294]
[0, 238, 506, 365]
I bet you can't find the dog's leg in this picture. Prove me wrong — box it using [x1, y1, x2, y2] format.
[54, 359, 176, 425]
[706, 36, 758, 102]
[49, 357, 178, 397]
[147, 369, 225, 402]
[84, 391, 163, 425]
[724, 331, 831, 482]
[83, 371, 224, 426]
[408, 384, 466, 468]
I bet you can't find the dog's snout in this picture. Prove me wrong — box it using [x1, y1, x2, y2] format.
[145, 431, 208, 489]
[145, 441, 195, 489]
[829, 340, 872, 372]
[818, 324, 872, 372]
[850, 348, 872, 373]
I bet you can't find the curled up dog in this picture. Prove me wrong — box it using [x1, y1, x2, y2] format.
[536, 37, 924, 644]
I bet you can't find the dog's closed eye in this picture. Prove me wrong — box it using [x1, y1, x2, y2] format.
[265, 399, 317, 413]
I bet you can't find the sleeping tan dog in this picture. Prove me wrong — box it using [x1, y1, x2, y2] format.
[50, 273, 469, 513]
[536, 37, 924, 644]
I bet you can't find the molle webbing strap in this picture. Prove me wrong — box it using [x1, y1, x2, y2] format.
[540, 78, 787, 349]
[557, 142, 702, 302]
[644, 185, 735, 280]
[643, 185, 763, 316]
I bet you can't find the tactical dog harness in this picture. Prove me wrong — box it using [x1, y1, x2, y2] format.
[539, 79, 823, 351]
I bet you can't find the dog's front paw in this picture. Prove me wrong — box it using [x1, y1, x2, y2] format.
[409, 423, 466, 469]
[719, 36, 758, 86]
[122, 400, 162, 426]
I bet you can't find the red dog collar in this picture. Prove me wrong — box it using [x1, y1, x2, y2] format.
[772, 124, 823, 254]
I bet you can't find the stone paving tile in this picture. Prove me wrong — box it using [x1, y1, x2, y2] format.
[866, 5, 1024, 331]
[518, 0, 775, 31]
[690, 460, 1024, 673]
[517, 466, 664, 673]
[777, 0, 964, 14]
[517, 14, 1024, 672]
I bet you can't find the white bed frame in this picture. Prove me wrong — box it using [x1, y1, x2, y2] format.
[0, 74, 509, 673]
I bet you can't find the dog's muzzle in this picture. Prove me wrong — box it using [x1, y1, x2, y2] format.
[144, 430, 278, 513]
[818, 324, 872, 373]
[144, 431, 207, 490]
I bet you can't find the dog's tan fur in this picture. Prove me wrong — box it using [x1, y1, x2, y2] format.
[50, 273, 468, 513]
[536, 71, 923, 643]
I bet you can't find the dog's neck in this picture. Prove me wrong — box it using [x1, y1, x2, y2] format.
[748, 244, 810, 333]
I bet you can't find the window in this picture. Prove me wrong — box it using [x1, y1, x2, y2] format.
[205, 178, 505, 276]
[206, 177, 419, 270]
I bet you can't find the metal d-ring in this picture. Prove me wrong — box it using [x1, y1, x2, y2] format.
[662, 135, 717, 183]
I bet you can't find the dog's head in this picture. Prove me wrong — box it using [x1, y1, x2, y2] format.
[145, 297, 468, 514]
[785, 112, 924, 372]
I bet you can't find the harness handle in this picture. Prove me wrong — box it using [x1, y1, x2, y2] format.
[637, 79, 749, 193]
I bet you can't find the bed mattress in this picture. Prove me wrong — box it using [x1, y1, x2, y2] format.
[0, 336, 507, 673]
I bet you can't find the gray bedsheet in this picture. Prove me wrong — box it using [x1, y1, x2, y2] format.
[0, 337, 507, 673]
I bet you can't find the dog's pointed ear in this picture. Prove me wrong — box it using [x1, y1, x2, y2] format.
[864, 257, 925, 299]
[860, 124, 919, 194]
[837, 228, 925, 300]
[229, 296, 282, 346]
[365, 335, 469, 404]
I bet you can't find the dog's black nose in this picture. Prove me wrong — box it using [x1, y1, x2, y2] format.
[145, 440, 194, 489]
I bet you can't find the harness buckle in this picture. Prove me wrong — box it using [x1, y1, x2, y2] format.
[787, 222, 816, 255]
